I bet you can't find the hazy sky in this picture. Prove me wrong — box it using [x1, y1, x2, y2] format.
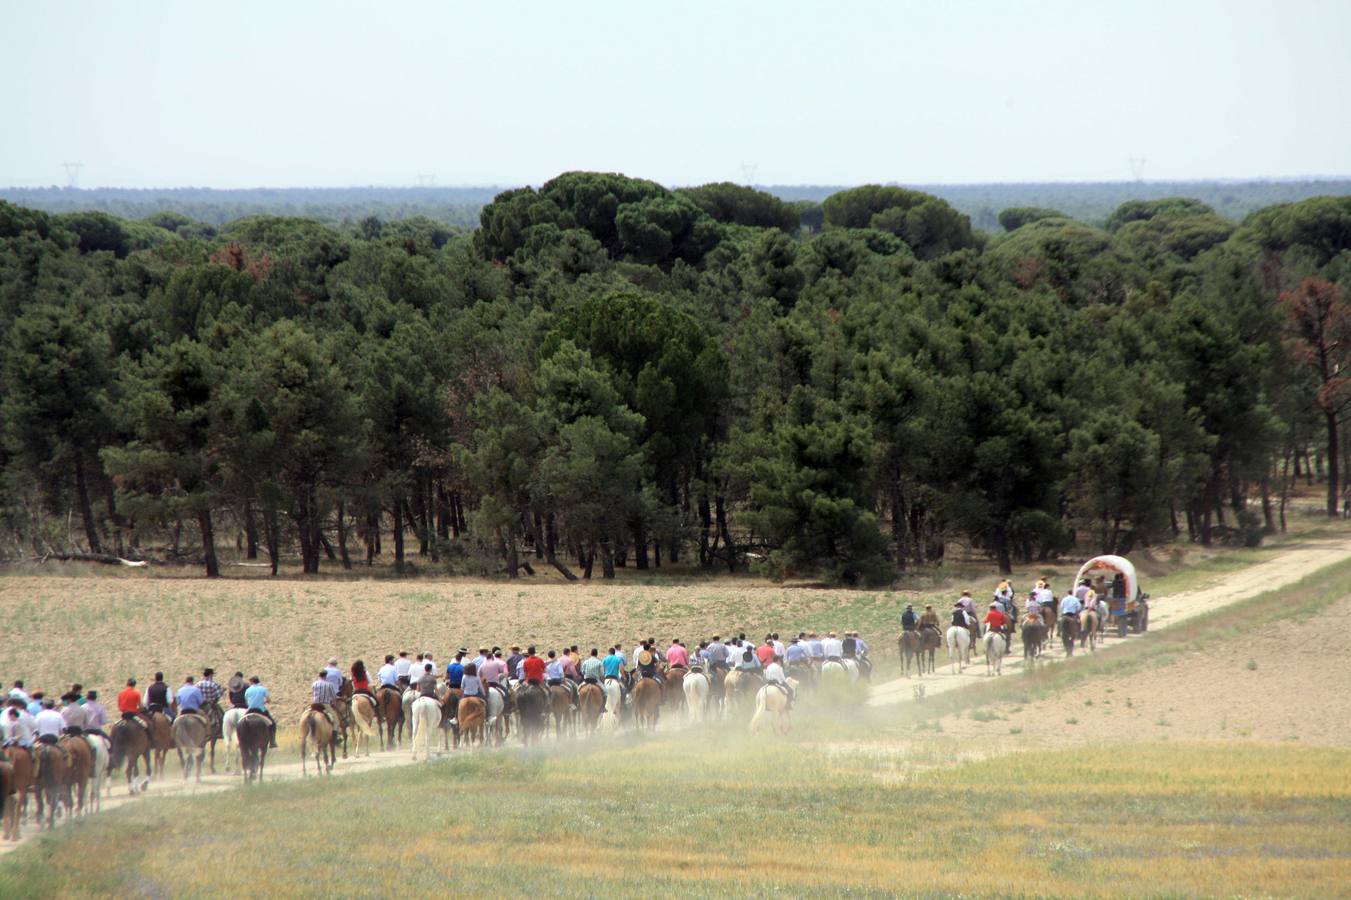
[3, 0, 1348, 188]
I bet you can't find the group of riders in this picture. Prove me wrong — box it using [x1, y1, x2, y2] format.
[899, 574, 1135, 653]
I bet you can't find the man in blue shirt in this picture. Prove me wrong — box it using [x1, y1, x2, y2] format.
[446, 653, 465, 689]
[244, 676, 276, 748]
[1059, 591, 1083, 620]
[176, 676, 204, 715]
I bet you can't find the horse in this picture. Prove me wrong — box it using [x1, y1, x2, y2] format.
[236, 713, 271, 783]
[375, 685, 404, 750]
[409, 695, 442, 761]
[401, 688, 418, 745]
[1060, 614, 1081, 657]
[330, 695, 352, 760]
[515, 684, 549, 746]
[146, 711, 173, 778]
[0, 745, 35, 830]
[299, 708, 335, 776]
[202, 703, 224, 774]
[918, 627, 942, 674]
[632, 677, 661, 732]
[485, 685, 509, 746]
[1041, 603, 1057, 641]
[58, 733, 93, 817]
[221, 707, 247, 773]
[109, 718, 153, 795]
[578, 682, 605, 734]
[456, 697, 487, 748]
[682, 669, 710, 723]
[601, 679, 624, 731]
[32, 742, 68, 830]
[945, 626, 972, 674]
[349, 693, 376, 757]
[1079, 609, 1101, 652]
[749, 684, 791, 734]
[172, 712, 211, 783]
[821, 659, 859, 684]
[982, 628, 1006, 676]
[899, 631, 922, 677]
[663, 666, 688, 717]
[1021, 617, 1047, 669]
[547, 684, 574, 740]
[0, 761, 16, 841]
[83, 732, 110, 813]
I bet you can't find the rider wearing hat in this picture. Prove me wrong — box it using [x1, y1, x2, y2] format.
[901, 604, 919, 632]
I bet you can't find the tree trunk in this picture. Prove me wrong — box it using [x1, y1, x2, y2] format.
[73, 456, 102, 555]
[392, 497, 406, 572]
[715, 494, 735, 573]
[991, 524, 1013, 576]
[533, 510, 545, 560]
[653, 540, 661, 569]
[581, 543, 595, 579]
[632, 521, 649, 569]
[264, 501, 280, 576]
[542, 514, 577, 581]
[600, 541, 616, 579]
[198, 509, 219, 578]
[1260, 471, 1275, 532]
[243, 501, 259, 560]
[698, 491, 712, 568]
[1326, 411, 1341, 518]
[336, 500, 352, 570]
[506, 526, 519, 579]
[412, 487, 429, 556]
[436, 484, 451, 541]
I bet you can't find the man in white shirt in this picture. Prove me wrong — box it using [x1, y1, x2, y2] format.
[377, 655, 400, 689]
[323, 658, 344, 692]
[771, 634, 786, 659]
[60, 693, 88, 732]
[8, 681, 29, 705]
[2, 702, 36, 748]
[34, 700, 67, 744]
[394, 652, 412, 685]
[822, 632, 844, 660]
[763, 656, 794, 708]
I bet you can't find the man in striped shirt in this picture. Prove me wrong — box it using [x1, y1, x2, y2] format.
[311, 671, 338, 732]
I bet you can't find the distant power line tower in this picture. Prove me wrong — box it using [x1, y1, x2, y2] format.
[416, 173, 437, 186]
[1127, 156, 1147, 182]
[62, 161, 83, 188]
[740, 162, 759, 185]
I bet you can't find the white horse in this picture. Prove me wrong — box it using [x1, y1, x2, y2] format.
[409, 696, 442, 761]
[982, 628, 1005, 676]
[683, 670, 710, 722]
[945, 626, 972, 674]
[821, 659, 860, 683]
[221, 708, 247, 772]
[749, 683, 792, 734]
[485, 687, 506, 745]
[601, 679, 624, 731]
[402, 688, 419, 743]
[83, 733, 110, 811]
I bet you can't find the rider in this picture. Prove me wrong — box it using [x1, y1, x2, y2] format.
[377, 655, 399, 691]
[505, 646, 524, 681]
[244, 675, 277, 748]
[558, 649, 579, 684]
[844, 631, 873, 679]
[34, 699, 65, 747]
[459, 663, 484, 704]
[198, 668, 224, 728]
[580, 648, 604, 683]
[117, 678, 145, 736]
[601, 646, 627, 702]
[956, 591, 975, 615]
[144, 671, 174, 721]
[323, 658, 344, 694]
[446, 652, 466, 690]
[705, 635, 730, 677]
[901, 604, 919, 632]
[1059, 590, 1084, 628]
[952, 602, 974, 628]
[8, 680, 29, 706]
[522, 647, 546, 688]
[994, 580, 1015, 612]
[59, 692, 87, 735]
[806, 633, 826, 668]
[756, 636, 776, 669]
[176, 675, 205, 718]
[635, 645, 661, 683]
[394, 651, 413, 688]
[547, 650, 579, 709]
[83, 689, 109, 739]
[415, 663, 439, 699]
[311, 670, 338, 732]
[2, 701, 36, 756]
[763, 654, 795, 709]
[227, 672, 248, 709]
[666, 640, 689, 669]
[350, 660, 374, 699]
[918, 604, 940, 632]
[983, 603, 1011, 651]
[1025, 590, 1042, 620]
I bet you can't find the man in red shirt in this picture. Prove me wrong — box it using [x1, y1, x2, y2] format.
[756, 637, 776, 668]
[521, 647, 546, 686]
[983, 603, 1011, 651]
[117, 677, 149, 734]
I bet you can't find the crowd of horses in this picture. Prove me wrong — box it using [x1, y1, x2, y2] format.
[897, 602, 1108, 678]
[0, 653, 869, 841]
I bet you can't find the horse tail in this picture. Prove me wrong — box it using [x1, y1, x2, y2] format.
[749, 687, 768, 733]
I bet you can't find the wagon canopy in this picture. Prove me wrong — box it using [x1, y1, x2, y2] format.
[1072, 555, 1139, 600]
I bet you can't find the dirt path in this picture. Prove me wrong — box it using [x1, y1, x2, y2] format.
[5, 535, 1348, 856]
[865, 535, 1351, 708]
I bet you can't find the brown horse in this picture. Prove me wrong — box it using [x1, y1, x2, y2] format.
[1021, 617, 1047, 668]
[375, 686, 404, 750]
[32, 742, 68, 831]
[146, 711, 173, 778]
[172, 712, 211, 782]
[578, 682, 605, 734]
[109, 718, 153, 794]
[1060, 614, 1081, 657]
[664, 666, 687, 716]
[514, 684, 549, 747]
[0, 760, 16, 841]
[58, 734, 93, 817]
[456, 696, 486, 748]
[300, 708, 334, 776]
[330, 695, 351, 760]
[547, 685, 574, 740]
[632, 677, 661, 732]
[0, 745, 35, 831]
[918, 627, 942, 674]
[898, 631, 922, 677]
[236, 712, 271, 783]
[1040, 603, 1057, 641]
[349, 694, 376, 757]
[1079, 609, 1101, 652]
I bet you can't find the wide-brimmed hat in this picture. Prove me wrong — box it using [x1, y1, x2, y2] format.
[637, 650, 654, 666]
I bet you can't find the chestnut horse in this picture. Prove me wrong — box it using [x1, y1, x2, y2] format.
[58, 733, 93, 816]
[1021, 617, 1047, 669]
[236, 713, 271, 783]
[456, 696, 486, 748]
[632, 677, 661, 732]
[898, 631, 922, 677]
[147, 711, 173, 778]
[0, 745, 34, 832]
[578, 682, 605, 734]
[1079, 609, 1101, 652]
[109, 718, 153, 794]
[918, 627, 942, 674]
[0, 760, 16, 841]
[32, 741, 68, 830]
[547, 685, 574, 740]
[1060, 614, 1081, 657]
[375, 685, 404, 750]
[300, 708, 334, 776]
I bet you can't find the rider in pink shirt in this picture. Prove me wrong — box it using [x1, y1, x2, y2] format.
[666, 642, 689, 668]
[478, 655, 506, 686]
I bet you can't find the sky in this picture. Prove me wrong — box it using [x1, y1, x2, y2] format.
[2, 0, 1348, 189]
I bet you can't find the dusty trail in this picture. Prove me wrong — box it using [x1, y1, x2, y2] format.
[865, 535, 1351, 707]
[4, 534, 1348, 856]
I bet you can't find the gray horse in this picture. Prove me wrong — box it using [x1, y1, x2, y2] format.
[172, 713, 211, 782]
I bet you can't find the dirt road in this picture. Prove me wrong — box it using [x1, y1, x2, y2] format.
[865, 534, 1351, 707]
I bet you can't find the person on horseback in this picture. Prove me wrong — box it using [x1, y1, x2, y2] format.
[844, 631, 873, 679]
[983, 603, 1012, 651]
[177, 675, 205, 719]
[901, 604, 919, 632]
[601, 646, 628, 701]
[311, 671, 338, 733]
[2, 701, 36, 756]
[8, 681, 29, 705]
[636, 646, 661, 684]
[479, 651, 506, 689]
[415, 663, 438, 699]
[83, 689, 109, 739]
[227, 672, 248, 709]
[763, 654, 795, 709]
[198, 668, 224, 732]
[244, 676, 277, 748]
[446, 652, 465, 689]
[666, 640, 689, 669]
[377, 655, 399, 690]
[323, 658, 344, 693]
[952, 603, 974, 628]
[705, 635, 730, 677]
[918, 604, 940, 632]
[394, 651, 412, 688]
[994, 580, 1014, 611]
[460, 663, 484, 710]
[34, 699, 65, 747]
[581, 648, 604, 683]
[506, 646, 524, 680]
[145, 671, 174, 721]
[521, 647, 546, 687]
[545, 651, 579, 709]
[1059, 590, 1083, 632]
[558, 649, 579, 683]
[350, 660, 374, 699]
[59, 691, 87, 734]
[117, 678, 146, 737]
